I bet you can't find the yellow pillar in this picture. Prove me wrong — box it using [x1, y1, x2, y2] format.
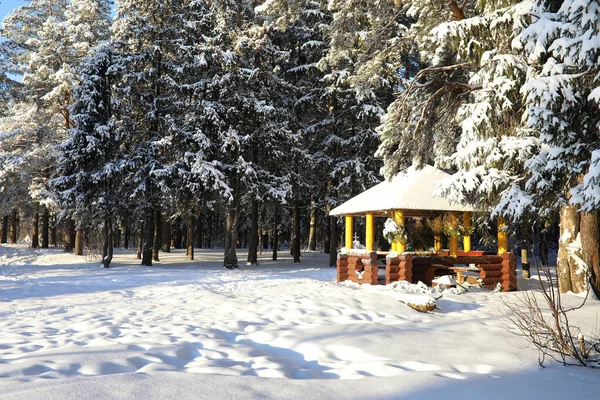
[434, 235, 442, 251]
[498, 216, 508, 255]
[345, 216, 353, 249]
[463, 211, 472, 252]
[393, 210, 405, 253]
[449, 237, 458, 257]
[365, 213, 374, 251]
[448, 212, 458, 257]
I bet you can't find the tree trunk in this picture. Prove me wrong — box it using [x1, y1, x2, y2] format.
[272, 204, 278, 261]
[141, 209, 154, 266]
[124, 223, 130, 250]
[323, 206, 331, 254]
[557, 205, 579, 293]
[102, 218, 114, 268]
[9, 209, 18, 244]
[329, 216, 337, 267]
[137, 222, 143, 259]
[50, 215, 57, 247]
[187, 214, 194, 260]
[308, 200, 317, 251]
[31, 205, 39, 248]
[174, 217, 183, 249]
[64, 217, 74, 252]
[41, 206, 49, 248]
[115, 227, 121, 248]
[247, 199, 259, 265]
[292, 205, 301, 263]
[580, 211, 600, 296]
[74, 230, 84, 256]
[102, 223, 108, 262]
[196, 213, 202, 249]
[162, 220, 171, 252]
[1, 214, 8, 243]
[224, 195, 239, 268]
[206, 213, 212, 249]
[153, 210, 162, 262]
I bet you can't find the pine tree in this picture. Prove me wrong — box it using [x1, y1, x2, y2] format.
[0, 0, 112, 251]
[52, 45, 124, 267]
[112, 0, 183, 265]
[519, 0, 600, 294]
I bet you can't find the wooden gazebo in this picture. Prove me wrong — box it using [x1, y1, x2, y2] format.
[330, 165, 516, 291]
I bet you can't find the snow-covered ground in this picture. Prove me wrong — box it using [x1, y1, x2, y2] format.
[1, 244, 599, 399]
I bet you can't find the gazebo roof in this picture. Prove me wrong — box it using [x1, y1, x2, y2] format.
[329, 165, 477, 217]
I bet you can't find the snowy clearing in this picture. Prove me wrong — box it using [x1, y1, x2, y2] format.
[1, 244, 600, 399]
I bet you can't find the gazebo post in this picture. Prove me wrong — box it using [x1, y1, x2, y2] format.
[365, 213, 374, 251]
[434, 236, 442, 251]
[449, 212, 458, 257]
[345, 216, 354, 249]
[393, 210, 405, 253]
[463, 211, 472, 252]
[498, 216, 508, 254]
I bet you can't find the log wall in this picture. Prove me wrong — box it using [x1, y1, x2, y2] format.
[337, 251, 517, 292]
[336, 252, 379, 285]
[385, 255, 413, 284]
[477, 252, 517, 291]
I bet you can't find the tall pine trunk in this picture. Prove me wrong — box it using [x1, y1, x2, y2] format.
[41, 206, 49, 248]
[137, 221, 143, 259]
[272, 204, 278, 261]
[224, 197, 239, 268]
[580, 211, 600, 296]
[9, 209, 18, 244]
[153, 210, 162, 262]
[64, 217, 74, 252]
[31, 205, 39, 248]
[292, 204, 301, 263]
[102, 218, 114, 268]
[50, 215, 57, 247]
[174, 217, 183, 249]
[162, 220, 171, 252]
[187, 214, 194, 261]
[141, 209, 154, 266]
[247, 199, 259, 265]
[1, 214, 8, 243]
[308, 201, 317, 251]
[557, 206, 582, 293]
[123, 223, 130, 250]
[323, 206, 331, 254]
[74, 230, 84, 256]
[206, 213, 213, 249]
[196, 213, 203, 249]
[329, 216, 337, 267]
[114, 227, 121, 248]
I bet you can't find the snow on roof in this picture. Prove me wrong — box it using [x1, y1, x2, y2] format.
[330, 165, 477, 216]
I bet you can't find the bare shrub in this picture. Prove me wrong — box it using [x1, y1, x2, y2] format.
[502, 255, 600, 367]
